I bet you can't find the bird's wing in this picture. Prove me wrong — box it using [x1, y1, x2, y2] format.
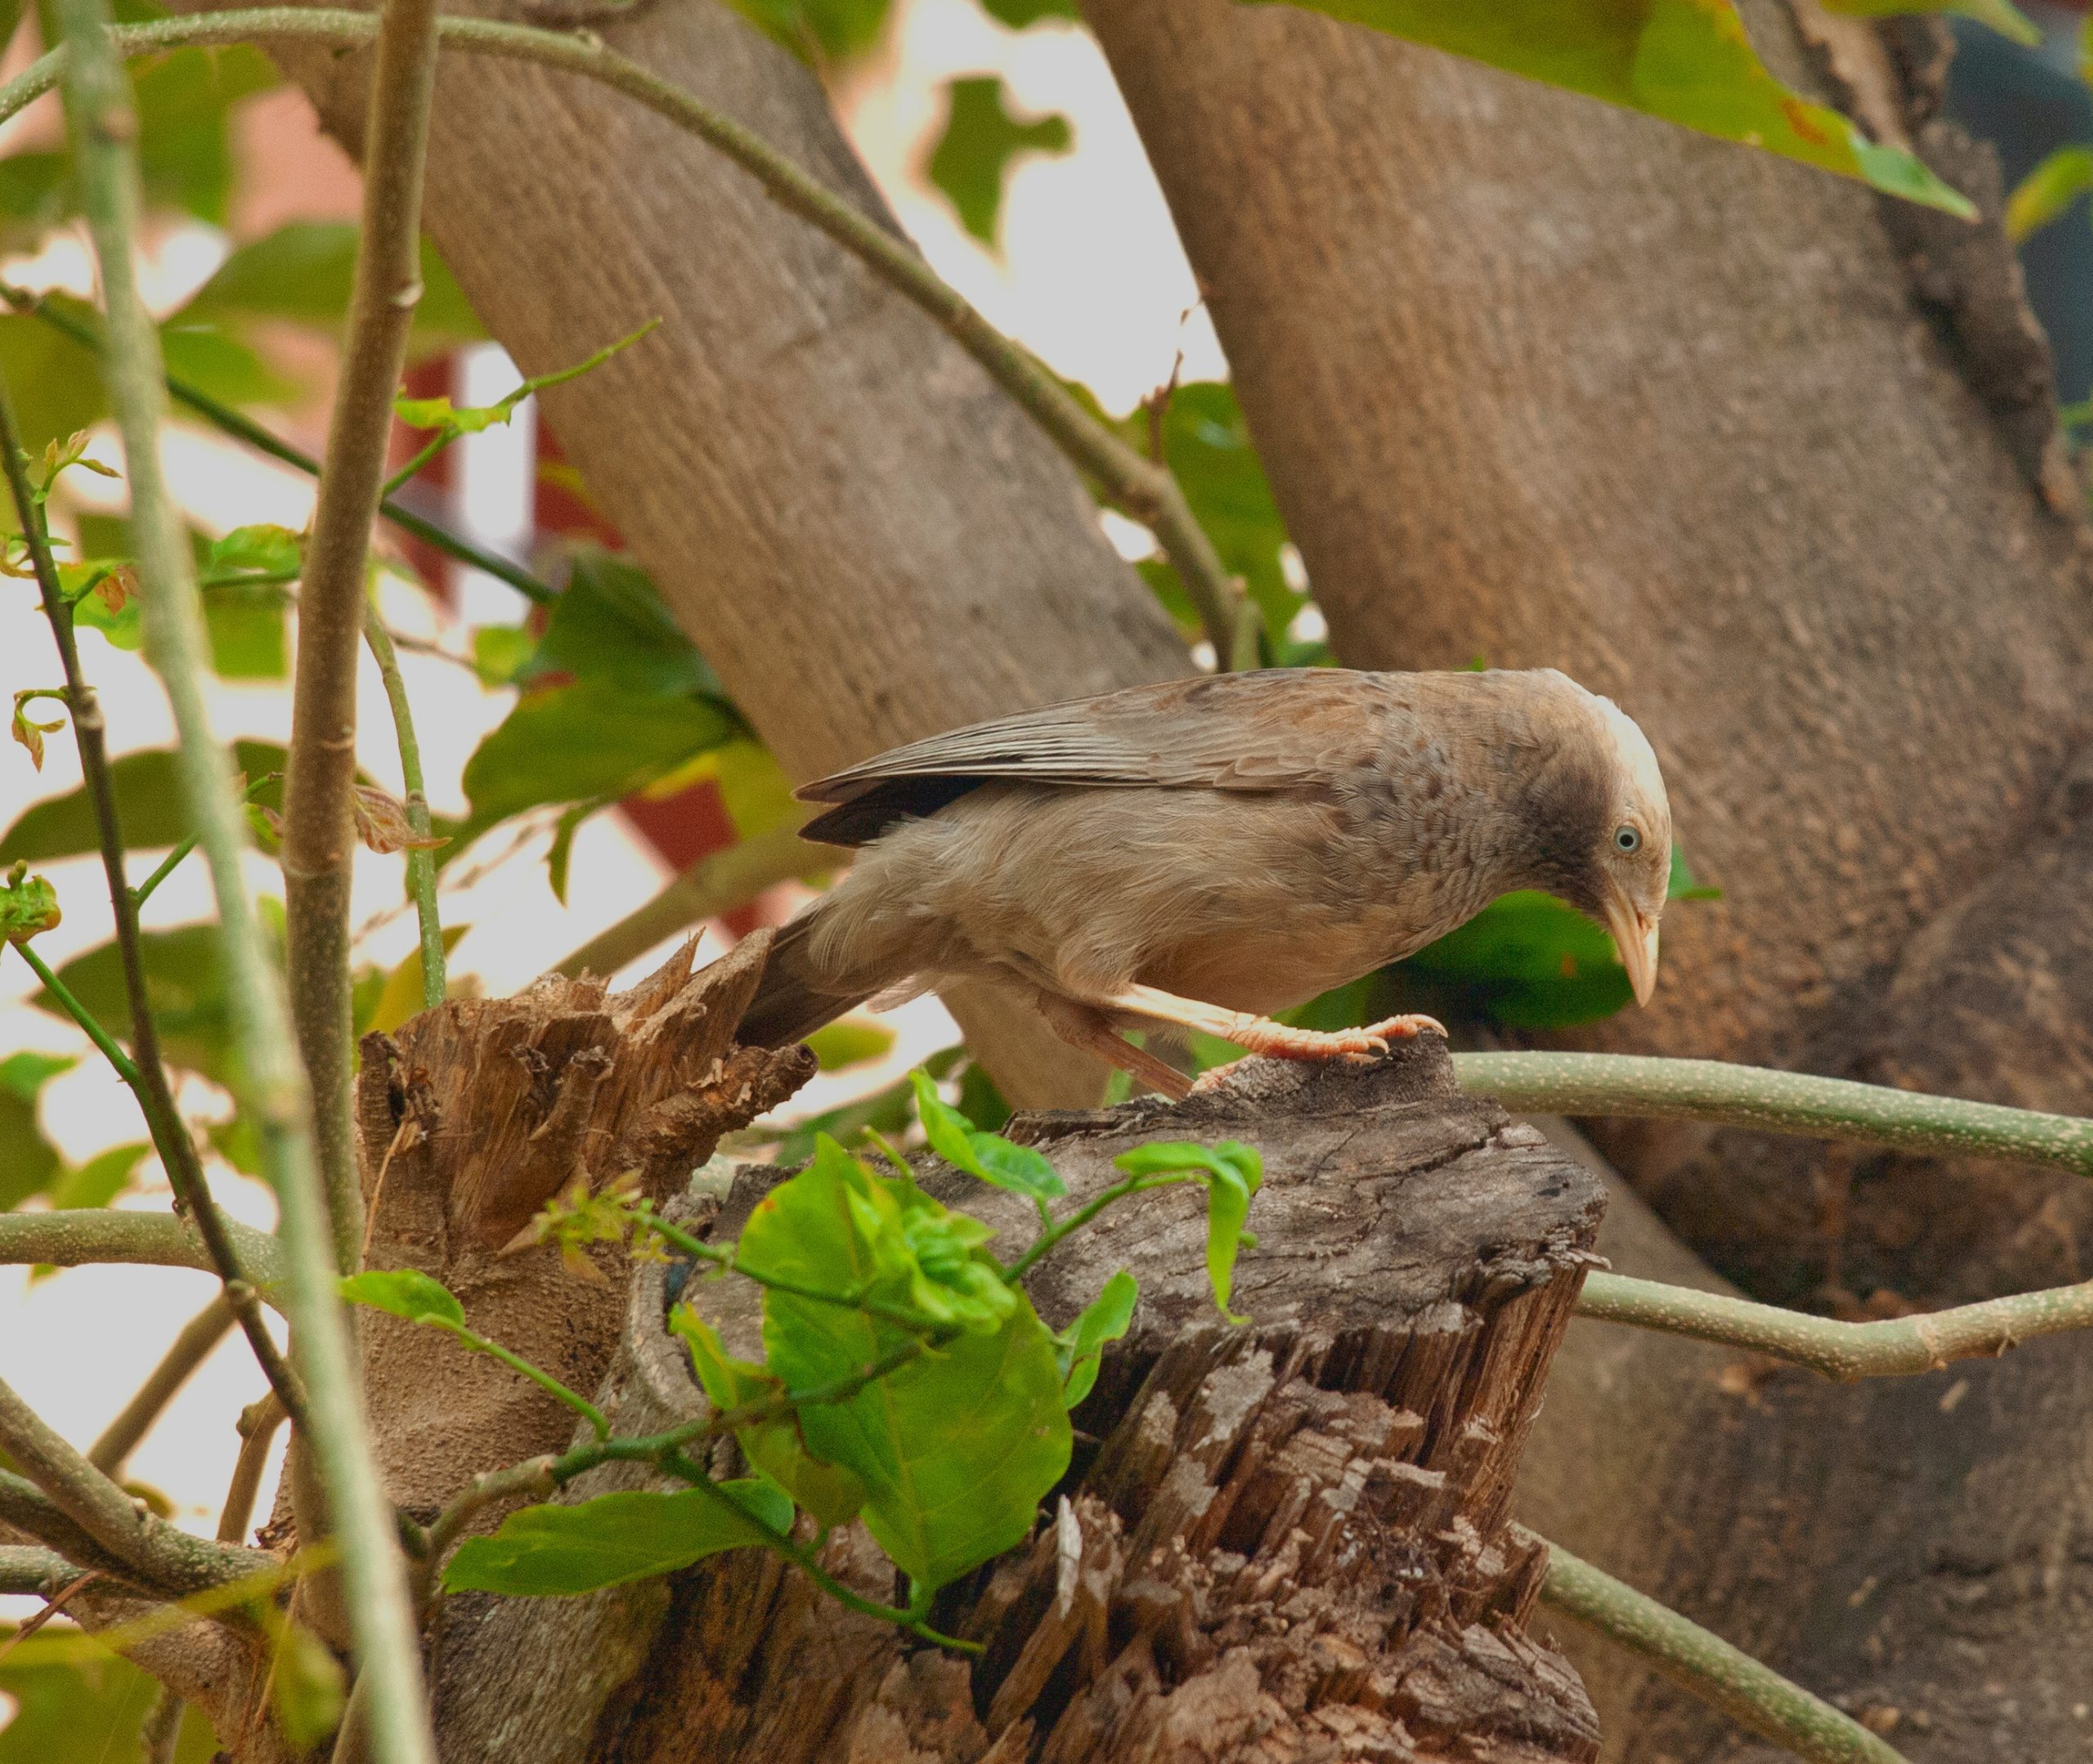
[797, 669, 1401, 846]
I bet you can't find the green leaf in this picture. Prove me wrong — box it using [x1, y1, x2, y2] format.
[804, 1018, 895, 1072]
[394, 320, 658, 439]
[924, 75, 1073, 245]
[1668, 845, 1720, 902]
[737, 1138, 1070, 1591]
[1820, 0, 2038, 48]
[0, 1645, 218, 1764]
[0, 863, 60, 945]
[742, 1046, 966, 1165]
[44, 1141, 150, 1211]
[201, 581, 289, 678]
[0, 741, 289, 863]
[131, 46, 277, 226]
[338, 1268, 466, 1329]
[456, 679, 736, 848]
[1390, 889, 1633, 1029]
[361, 925, 468, 1037]
[159, 322, 296, 409]
[978, 0, 1078, 23]
[0, 303, 106, 454]
[175, 222, 482, 360]
[1202, 1167, 1253, 1324]
[2005, 144, 2093, 244]
[35, 923, 245, 1088]
[911, 1069, 1065, 1202]
[1252, 0, 1976, 217]
[523, 548, 720, 700]
[0, 1050, 74, 1211]
[673, 1308, 866, 1529]
[472, 625, 536, 688]
[1057, 1268, 1136, 1407]
[441, 1482, 791, 1595]
[1109, 1142, 1261, 1322]
[720, 0, 894, 61]
[269, 1618, 347, 1753]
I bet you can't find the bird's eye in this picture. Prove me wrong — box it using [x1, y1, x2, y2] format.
[1614, 826, 1641, 853]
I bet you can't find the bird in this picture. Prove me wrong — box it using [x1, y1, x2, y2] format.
[736, 667, 1672, 1099]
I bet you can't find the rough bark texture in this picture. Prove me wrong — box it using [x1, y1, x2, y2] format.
[1077, 1, 2093, 1756]
[387, 974, 1608, 1762]
[222, 0, 1191, 1107]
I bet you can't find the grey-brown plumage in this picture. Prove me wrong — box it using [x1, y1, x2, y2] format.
[739, 668, 1671, 1097]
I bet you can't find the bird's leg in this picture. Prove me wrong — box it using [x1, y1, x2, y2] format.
[1033, 991, 1194, 1101]
[1102, 983, 1444, 1065]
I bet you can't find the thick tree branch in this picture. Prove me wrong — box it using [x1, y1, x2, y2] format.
[284, 0, 444, 1274]
[1454, 1051, 2093, 1176]
[1527, 1529, 1908, 1764]
[55, 0, 435, 1756]
[0, 1209, 284, 1288]
[0, 1544, 84, 1597]
[0, 7, 1249, 662]
[88, 1293, 237, 1475]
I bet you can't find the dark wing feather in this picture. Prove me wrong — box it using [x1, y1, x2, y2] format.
[799, 669, 1397, 847]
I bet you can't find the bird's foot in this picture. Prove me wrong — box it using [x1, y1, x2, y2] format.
[1226, 1014, 1445, 1064]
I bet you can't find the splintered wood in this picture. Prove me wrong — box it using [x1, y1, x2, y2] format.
[347, 929, 813, 1516]
[598, 1036, 1607, 1764]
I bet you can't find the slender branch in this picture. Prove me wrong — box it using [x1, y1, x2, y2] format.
[0, 379, 308, 1427]
[56, 4, 434, 1759]
[361, 610, 443, 1012]
[0, 1545, 84, 1597]
[551, 818, 818, 979]
[435, 1323, 608, 1440]
[636, 1207, 951, 1332]
[88, 1292, 236, 1475]
[1578, 1269, 2093, 1381]
[0, 1568, 98, 1663]
[0, 8, 1244, 660]
[141, 1686, 187, 1764]
[0, 1208, 285, 1291]
[1525, 1529, 1909, 1764]
[0, 279, 557, 604]
[218, 1393, 287, 1548]
[131, 776, 276, 912]
[1453, 1051, 2093, 1178]
[0, 1372, 269, 1596]
[282, 0, 446, 1278]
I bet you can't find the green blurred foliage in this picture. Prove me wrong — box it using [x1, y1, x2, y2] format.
[0, 739, 289, 862]
[0, 1644, 217, 1764]
[1253, 0, 1974, 217]
[924, 75, 1072, 245]
[0, 1048, 70, 1208]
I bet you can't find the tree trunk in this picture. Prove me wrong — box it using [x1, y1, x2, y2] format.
[222, 0, 1193, 1106]
[1078, 0, 2093, 1754]
[347, 951, 1608, 1762]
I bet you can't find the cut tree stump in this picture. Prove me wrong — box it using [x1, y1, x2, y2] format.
[401, 975, 1609, 1764]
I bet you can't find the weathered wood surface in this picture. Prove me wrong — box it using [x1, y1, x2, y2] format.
[421, 1030, 1608, 1762]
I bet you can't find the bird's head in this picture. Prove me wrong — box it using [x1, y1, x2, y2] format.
[1510, 676, 1672, 1007]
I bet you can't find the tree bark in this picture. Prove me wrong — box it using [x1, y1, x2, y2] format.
[1078, 1, 2093, 1755]
[352, 965, 1607, 1763]
[222, 0, 1193, 1106]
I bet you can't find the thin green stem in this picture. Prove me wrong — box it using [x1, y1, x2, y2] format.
[1526, 1528, 1909, 1764]
[0, 279, 557, 604]
[130, 775, 275, 911]
[361, 609, 444, 1011]
[639, 1208, 949, 1333]
[0, 9, 1240, 658]
[442, 1323, 608, 1439]
[55, 0, 432, 1755]
[379, 431, 449, 502]
[1577, 1269, 2093, 1381]
[11, 940, 143, 1084]
[1453, 1051, 2093, 1178]
[1006, 1172, 1190, 1283]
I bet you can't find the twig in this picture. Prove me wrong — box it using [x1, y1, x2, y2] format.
[1524, 1528, 1909, 1764]
[1453, 1051, 2093, 1178]
[0, 1372, 268, 1596]
[0, 1568, 98, 1664]
[0, 383, 309, 1430]
[550, 818, 818, 979]
[88, 1292, 237, 1475]
[361, 610, 444, 1014]
[141, 1686, 186, 1764]
[284, 0, 445, 1278]
[0, 1208, 285, 1289]
[218, 1393, 288, 1545]
[55, 2, 435, 1758]
[0, 9, 1245, 661]
[1577, 1269, 2093, 1381]
[0, 278, 557, 604]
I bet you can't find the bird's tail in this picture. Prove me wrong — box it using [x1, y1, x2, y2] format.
[736, 907, 866, 1049]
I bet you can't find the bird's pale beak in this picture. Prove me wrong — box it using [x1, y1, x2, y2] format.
[1602, 889, 1662, 1007]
